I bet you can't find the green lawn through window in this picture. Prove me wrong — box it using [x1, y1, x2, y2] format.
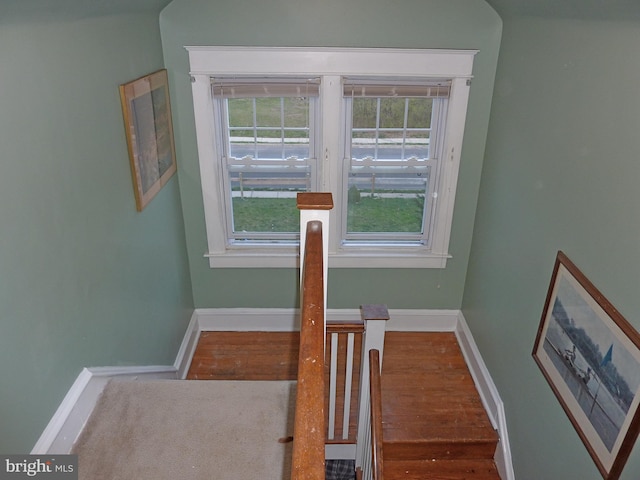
[231, 196, 424, 233]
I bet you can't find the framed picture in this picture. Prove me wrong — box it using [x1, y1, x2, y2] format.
[533, 251, 640, 479]
[120, 69, 176, 211]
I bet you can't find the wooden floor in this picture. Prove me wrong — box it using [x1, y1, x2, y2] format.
[187, 330, 500, 479]
[188, 331, 300, 381]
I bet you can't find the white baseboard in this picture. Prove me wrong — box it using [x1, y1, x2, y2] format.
[455, 312, 515, 480]
[174, 311, 201, 379]
[31, 366, 177, 454]
[33, 306, 513, 480]
[196, 307, 300, 331]
[194, 307, 459, 332]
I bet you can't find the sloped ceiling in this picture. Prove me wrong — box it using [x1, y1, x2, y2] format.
[0, 0, 173, 22]
[3, 0, 640, 23]
[484, 0, 640, 21]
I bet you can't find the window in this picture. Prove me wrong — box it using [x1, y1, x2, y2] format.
[187, 47, 476, 268]
[212, 78, 320, 243]
[342, 80, 449, 247]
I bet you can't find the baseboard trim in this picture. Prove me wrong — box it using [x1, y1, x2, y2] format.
[194, 307, 460, 332]
[31, 366, 177, 454]
[175, 311, 201, 379]
[455, 312, 515, 480]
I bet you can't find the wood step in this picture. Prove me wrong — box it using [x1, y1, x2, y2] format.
[384, 459, 501, 480]
[381, 332, 499, 462]
[383, 436, 499, 461]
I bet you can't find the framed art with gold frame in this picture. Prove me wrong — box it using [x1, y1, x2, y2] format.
[120, 69, 176, 211]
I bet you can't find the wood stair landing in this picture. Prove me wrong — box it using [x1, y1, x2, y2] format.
[381, 332, 501, 479]
[186, 330, 501, 479]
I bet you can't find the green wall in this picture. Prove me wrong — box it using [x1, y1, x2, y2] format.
[463, 15, 640, 479]
[159, 0, 502, 309]
[0, 10, 193, 451]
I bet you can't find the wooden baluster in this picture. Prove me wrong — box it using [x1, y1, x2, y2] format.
[369, 349, 384, 480]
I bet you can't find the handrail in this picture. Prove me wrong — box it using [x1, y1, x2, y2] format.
[369, 349, 384, 480]
[291, 220, 326, 480]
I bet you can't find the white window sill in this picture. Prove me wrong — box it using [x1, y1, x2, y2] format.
[204, 249, 450, 269]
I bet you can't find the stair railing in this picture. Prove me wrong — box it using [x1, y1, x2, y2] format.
[325, 318, 365, 446]
[294, 193, 388, 479]
[292, 193, 333, 480]
[326, 305, 389, 461]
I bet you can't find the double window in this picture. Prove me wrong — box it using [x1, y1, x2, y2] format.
[188, 47, 476, 268]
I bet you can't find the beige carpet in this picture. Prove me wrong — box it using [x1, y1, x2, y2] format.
[72, 380, 296, 480]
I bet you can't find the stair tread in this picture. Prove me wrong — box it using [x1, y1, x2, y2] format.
[381, 333, 497, 447]
[384, 459, 501, 480]
[380, 332, 500, 465]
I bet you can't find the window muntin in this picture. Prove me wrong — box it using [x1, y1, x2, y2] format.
[342, 81, 449, 246]
[213, 79, 319, 242]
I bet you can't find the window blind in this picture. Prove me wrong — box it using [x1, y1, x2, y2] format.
[343, 78, 450, 98]
[212, 77, 321, 98]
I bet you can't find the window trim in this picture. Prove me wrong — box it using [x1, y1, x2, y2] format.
[187, 46, 477, 268]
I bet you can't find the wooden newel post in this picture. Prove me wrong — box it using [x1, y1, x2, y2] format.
[297, 192, 334, 332]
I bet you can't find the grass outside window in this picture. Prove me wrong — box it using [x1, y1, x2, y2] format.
[231, 196, 424, 234]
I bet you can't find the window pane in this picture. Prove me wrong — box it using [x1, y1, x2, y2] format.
[285, 129, 310, 159]
[230, 170, 310, 235]
[227, 97, 311, 161]
[283, 97, 310, 128]
[352, 98, 378, 129]
[351, 96, 432, 161]
[351, 131, 376, 160]
[377, 130, 405, 161]
[227, 98, 254, 134]
[407, 98, 431, 129]
[406, 131, 430, 159]
[346, 171, 429, 234]
[255, 97, 282, 127]
[379, 98, 405, 129]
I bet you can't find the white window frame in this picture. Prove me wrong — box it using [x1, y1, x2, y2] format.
[187, 46, 477, 268]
